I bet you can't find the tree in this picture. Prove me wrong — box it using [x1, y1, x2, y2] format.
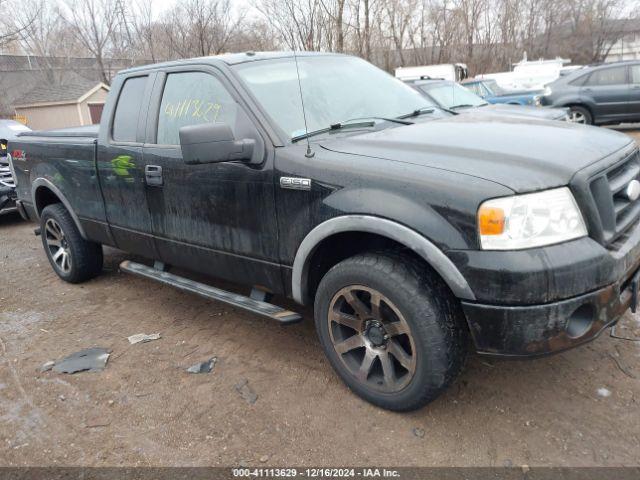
[61, 0, 120, 83]
[160, 0, 244, 58]
[0, 0, 38, 50]
[255, 0, 332, 50]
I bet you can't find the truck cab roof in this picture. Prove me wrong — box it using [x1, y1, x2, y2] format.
[119, 51, 343, 75]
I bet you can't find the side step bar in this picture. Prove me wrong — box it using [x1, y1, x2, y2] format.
[119, 261, 302, 325]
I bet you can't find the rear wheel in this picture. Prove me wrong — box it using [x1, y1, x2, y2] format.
[314, 252, 467, 411]
[568, 106, 592, 124]
[40, 204, 103, 283]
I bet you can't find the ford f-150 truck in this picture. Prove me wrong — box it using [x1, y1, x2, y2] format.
[8, 52, 640, 411]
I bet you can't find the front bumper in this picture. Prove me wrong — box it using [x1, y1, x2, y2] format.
[451, 216, 640, 357]
[462, 278, 632, 357]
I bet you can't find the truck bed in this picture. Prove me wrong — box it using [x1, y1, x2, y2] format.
[17, 124, 99, 139]
[9, 124, 104, 227]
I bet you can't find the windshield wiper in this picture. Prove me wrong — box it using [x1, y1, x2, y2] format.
[348, 116, 414, 126]
[291, 115, 416, 143]
[450, 104, 477, 110]
[291, 119, 378, 143]
[397, 105, 458, 119]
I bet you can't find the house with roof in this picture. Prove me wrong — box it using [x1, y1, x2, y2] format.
[13, 81, 110, 130]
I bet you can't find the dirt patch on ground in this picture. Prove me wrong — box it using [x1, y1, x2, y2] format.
[1, 130, 640, 467]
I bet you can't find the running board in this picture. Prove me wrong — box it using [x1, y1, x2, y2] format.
[119, 261, 302, 324]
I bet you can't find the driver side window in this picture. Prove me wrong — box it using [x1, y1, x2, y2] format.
[156, 71, 237, 146]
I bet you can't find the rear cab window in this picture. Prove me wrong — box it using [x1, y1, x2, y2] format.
[112, 76, 148, 143]
[156, 71, 237, 146]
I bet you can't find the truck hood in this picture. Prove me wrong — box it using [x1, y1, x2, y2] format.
[320, 113, 634, 192]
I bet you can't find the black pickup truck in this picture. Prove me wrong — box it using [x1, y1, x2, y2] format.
[9, 52, 640, 411]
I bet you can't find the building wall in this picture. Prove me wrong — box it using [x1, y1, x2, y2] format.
[605, 32, 640, 62]
[14, 87, 109, 130]
[15, 103, 81, 130]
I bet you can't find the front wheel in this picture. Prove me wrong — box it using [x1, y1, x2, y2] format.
[314, 252, 467, 411]
[40, 204, 103, 283]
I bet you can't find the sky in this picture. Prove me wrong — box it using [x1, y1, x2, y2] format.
[148, 0, 254, 17]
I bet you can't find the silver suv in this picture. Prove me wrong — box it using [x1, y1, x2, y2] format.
[540, 61, 640, 125]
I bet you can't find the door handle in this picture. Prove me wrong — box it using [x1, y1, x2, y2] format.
[145, 165, 163, 187]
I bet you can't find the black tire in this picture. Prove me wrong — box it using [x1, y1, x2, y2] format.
[40, 204, 103, 283]
[568, 105, 592, 125]
[314, 252, 467, 411]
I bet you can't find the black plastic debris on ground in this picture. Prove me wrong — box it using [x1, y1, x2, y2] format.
[52, 347, 111, 374]
[235, 378, 258, 404]
[186, 357, 217, 374]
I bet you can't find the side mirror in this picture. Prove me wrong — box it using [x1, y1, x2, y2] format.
[179, 123, 255, 165]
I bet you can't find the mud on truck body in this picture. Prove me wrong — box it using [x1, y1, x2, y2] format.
[8, 52, 640, 411]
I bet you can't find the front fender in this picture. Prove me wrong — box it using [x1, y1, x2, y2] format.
[323, 187, 470, 250]
[291, 215, 476, 305]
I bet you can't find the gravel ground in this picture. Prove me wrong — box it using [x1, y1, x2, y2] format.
[1, 128, 640, 468]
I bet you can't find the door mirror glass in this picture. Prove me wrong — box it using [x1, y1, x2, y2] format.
[179, 123, 254, 165]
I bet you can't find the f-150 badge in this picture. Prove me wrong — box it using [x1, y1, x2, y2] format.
[280, 177, 311, 191]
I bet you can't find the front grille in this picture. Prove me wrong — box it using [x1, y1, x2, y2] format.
[0, 155, 15, 188]
[590, 149, 640, 246]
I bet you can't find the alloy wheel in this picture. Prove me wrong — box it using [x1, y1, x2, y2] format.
[44, 218, 72, 274]
[569, 111, 586, 123]
[327, 285, 417, 393]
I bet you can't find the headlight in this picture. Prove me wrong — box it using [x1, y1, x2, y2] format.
[533, 95, 542, 106]
[478, 187, 587, 250]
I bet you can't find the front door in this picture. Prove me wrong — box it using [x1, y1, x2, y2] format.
[142, 69, 283, 293]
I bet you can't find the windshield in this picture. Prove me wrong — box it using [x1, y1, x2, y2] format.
[483, 80, 506, 96]
[234, 55, 433, 139]
[416, 82, 486, 108]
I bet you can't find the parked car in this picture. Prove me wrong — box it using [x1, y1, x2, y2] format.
[462, 78, 544, 106]
[9, 52, 640, 412]
[0, 119, 30, 216]
[395, 63, 469, 82]
[406, 78, 569, 121]
[540, 61, 640, 125]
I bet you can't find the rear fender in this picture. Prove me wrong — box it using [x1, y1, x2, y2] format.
[32, 178, 87, 239]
